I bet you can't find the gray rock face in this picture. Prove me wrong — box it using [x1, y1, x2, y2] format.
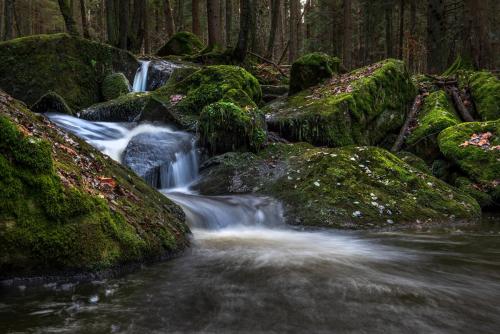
[123, 130, 197, 189]
[146, 60, 181, 91]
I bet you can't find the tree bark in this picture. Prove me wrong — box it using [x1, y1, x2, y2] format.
[129, 0, 145, 52]
[288, 0, 300, 63]
[106, 0, 119, 46]
[463, 0, 490, 69]
[164, 0, 175, 37]
[397, 0, 405, 59]
[206, 0, 223, 48]
[234, 0, 253, 62]
[426, 0, 446, 73]
[408, 0, 416, 70]
[448, 87, 475, 122]
[266, 0, 280, 59]
[343, 0, 352, 69]
[391, 94, 424, 152]
[225, 0, 232, 46]
[79, 0, 90, 38]
[3, 0, 14, 40]
[191, 0, 200, 36]
[119, 0, 129, 49]
[57, 0, 80, 36]
[385, 0, 394, 58]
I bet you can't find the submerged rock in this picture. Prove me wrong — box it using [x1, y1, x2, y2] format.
[438, 120, 500, 207]
[405, 90, 460, 162]
[289, 52, 341, 95]
[0, 90, 189, 278]
[156, 31, 204, 57]
[264, 59, 416, 148]
[146, 60, 182, 91]
[123, 131, 195, 188]
[0, 33, 138, 110]
[101, 73, 130, 101]
[30, 91, 73, 115]
[198, 101, 267, 155]
[195, 143, 480, 229]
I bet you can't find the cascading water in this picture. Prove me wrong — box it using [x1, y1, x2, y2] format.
[132, 60, 151, 92]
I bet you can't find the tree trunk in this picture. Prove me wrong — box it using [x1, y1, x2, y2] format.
[225, 0, 232, 46]
[234, 0, 253, 62]
[266, 0, 280, 59]
[106, 0, 119, 46]
[58, 0, 80, 36]
[3, 0, 14, 40]
[164, 0, 175, 37]
[79, 0, 90, 38]
[398, 0, 405, 59]
[343, 0, 352, 69]
[144, 0, 150, 53]
[129, 0, 145, 52]
[384, 0, 393, 58]
[191, 0, 200, 36]
[463, 0, 490, 69]
[426, 0, 446, 73]
[119, 0, 129, 49]
[206, 0, 223, 48]
[288, 0, 299, 63]
[408, 0, 416, 70]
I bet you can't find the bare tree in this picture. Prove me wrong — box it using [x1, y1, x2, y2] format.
[57, 0, 80, 36]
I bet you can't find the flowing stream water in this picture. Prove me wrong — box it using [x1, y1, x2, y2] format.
[1, 66, 500, 333]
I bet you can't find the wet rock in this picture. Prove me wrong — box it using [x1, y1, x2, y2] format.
[30, 91, 73, 115]
[80, 92, 151, 122]
[146, 60, 181, 91]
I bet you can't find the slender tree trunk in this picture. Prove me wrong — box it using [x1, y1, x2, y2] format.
[119, 0, 129, 49]
[385, 0, 393, 58]
[398, 0, 405, 59]
[129, 0, 146, 52]
[225, 0, 232, 46]
[463, 0, 490, 69]
[192, 0, 201, 36]
[144, 0, 150, 53]
[408, 0, 416, 70]
[343, 0, 352, 69]
[3, 0, 14, 40]
[266, 0, 281, 59]
[58, 0, 80, 36]
[175, 0, 184, 31]
[79, 0, 90, 38]
[288, 0, 299, 63]
[106, 0, 118, 45]
[427, 0, 446, 73]
[164, 0, 175, 37]
[234, 0, 253, 62]
[206, 0, 223, 48]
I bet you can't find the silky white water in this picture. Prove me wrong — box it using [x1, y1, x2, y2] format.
[132, 60, 151, 92]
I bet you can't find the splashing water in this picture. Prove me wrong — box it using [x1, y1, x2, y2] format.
[132, 60, 151, 92]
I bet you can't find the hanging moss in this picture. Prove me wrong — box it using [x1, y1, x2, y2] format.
[196, 143, 480, 229]
[405, 90, 460, 162]
[438, 120, 500, 207]
[264, 59, 417, 148]
[0, 33, 138, 111]
[156, 32, 205, 57]
[0, 91, 189, 278]
[289, 52, 341, 95]
[199, 102, 267, 155]
[102, 73, 130, 101]
[466, 71, 500, 121]
[30, 91, 73, 115]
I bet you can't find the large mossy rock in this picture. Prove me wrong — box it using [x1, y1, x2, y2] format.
[80, 92, 155, 122]
[30, 91, 73, 115]
[0, 91, 189, 278]
[199, 102, 267, 155]
[405, 90, 460, 162]
[153, 65, 262, 128]
[466, 71, 500, 121]
[196, 143, 480, 229]
[102, 73, 130, 101]
[156, 32, 204, 57]
[264, 59, 416, 148]
[0, 34, 138, 111]
[438, 120, 500, 207]
[289, 52, 341, 95]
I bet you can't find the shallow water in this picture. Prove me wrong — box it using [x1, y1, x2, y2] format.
[1, 114, 499, 333]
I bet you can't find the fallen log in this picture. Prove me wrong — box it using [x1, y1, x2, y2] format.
[391, 94, 425, 152]
[448, 86, 475, 122]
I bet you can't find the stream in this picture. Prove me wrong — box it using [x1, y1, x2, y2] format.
[1, 63, 500, 333]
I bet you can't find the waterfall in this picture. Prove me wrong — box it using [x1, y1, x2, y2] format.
[132, 60, 151, 92]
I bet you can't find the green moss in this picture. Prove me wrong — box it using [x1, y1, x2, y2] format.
[102, 73, 130, 101]
[153, 65, 262, 128]
[438, 120, 500, 206]
[265, 59, 417, 147]
[406, 90, 460, 161]
[0, 91, 189, 277]
[197, 143, 480, 228]
[0, 33, 138, 110]
[30, 91, 73, 115]
[199, 102, 267, 155]
[467, 71, 500, 121]
[442, 55, 474, 77]
[396, 151, 431, 174]
[80, 92, 150, 122]
[156, 31, 204, 57]
[289, 52, 341, 95]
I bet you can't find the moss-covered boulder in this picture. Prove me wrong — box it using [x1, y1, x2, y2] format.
[0, 33, 138, 111]
[196, 143, 480, 229]
[0, 91, 189, 278]
[80, 92, 150, 122]
[156, 32, 204, 57]
[438, 120, 500, 207]
[153, 65, 262, 128]
[466, 71, 500, 121]
[264, 59, 416, 148]
[199, 102, 267, 155]
[289, 52, 341, 95]
[102, 73, 130, 101]
[30, 91, 73, 115]
[405, 90, 460, 162]
[396, 151, 431, 174]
